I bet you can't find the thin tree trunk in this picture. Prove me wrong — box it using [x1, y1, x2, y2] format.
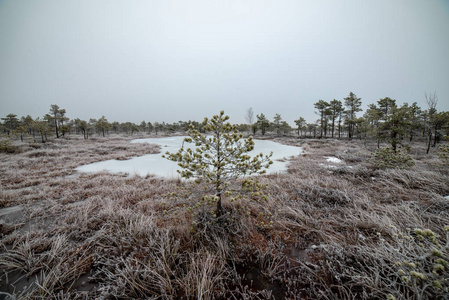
[215, 131, 223, 218]
[426, 131, 432, 154]
[54, 118, 59, 138]
[331, 118, 335, 138]
[433, 127, 438, 147]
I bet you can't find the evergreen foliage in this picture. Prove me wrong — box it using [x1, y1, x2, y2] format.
[314, 100, 329, 138]
[370, 146, 414, 169]
[439, 136, 449, 166]
[382, 226, 449, 299]
[0, 137, 16, 153]
[344, 92, 363, 139]
[256, 113, 270, 135]
[95, 116, 111, 137]
[164, 111, 273, 217]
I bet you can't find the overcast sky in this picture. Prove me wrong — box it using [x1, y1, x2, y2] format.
[1, 0, 448, 125]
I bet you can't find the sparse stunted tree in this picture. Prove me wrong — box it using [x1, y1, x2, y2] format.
[13, 126, 27, 142]
[328, 99, 344, 138]
[431, 111, 449, 147]
[1, 114, 19, 135]
[385, 103, 409, 152]
[121, 122, 139, 135]
[80, 120, 90, 139]
[256, 113, 269, 135]
[111, 121, 120, 133]
[324, 107, 332, 137]
[425, 91, 438, 154]
[74, 118, 90, 139]
[237, 123, 250, 133]
[377, 97, 397, 143]
[178, 121, 191, 132]
[272, 113, 283, 135]
[314, 100, 329, 138]
[406, 102, 422, 142]
[59, 111, 69, 136]
[96, 116, 111, 137]
[368, 99, 417, 152]
[307, 122, 318, 138]
[344, 92, 362, 139]
[153, 122, 163, 135]
[166, 123, 176, 134]
[294, 117, 306, 137]
[47, 105, 67, 138]
[139, 121, 147, 133]
[89, 119, 97, 135]
[439, 136, 449, 166]
[21, 115, 34, 136]
[35, 117, 51, 143]
[279, 121, 292, 135]
[164, 111, 272, 218]
[378, 97, 396, 122]
[364, 104, 382, 147]
[147, 122, 153, 135]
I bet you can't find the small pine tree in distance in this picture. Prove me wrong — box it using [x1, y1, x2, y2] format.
[370, 146, 414, 169]
[163, 111, 273, 217]
[439, 136, 449, 166]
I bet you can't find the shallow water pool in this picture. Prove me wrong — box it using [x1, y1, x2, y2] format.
[76, 136, 302, 178]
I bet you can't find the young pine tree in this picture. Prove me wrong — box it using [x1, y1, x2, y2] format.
[164, 111, 273, 217]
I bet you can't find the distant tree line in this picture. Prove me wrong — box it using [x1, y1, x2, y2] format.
[0, 104, 213, 142]
[1, 91, 448, 152]
[245, 91, 448, 153]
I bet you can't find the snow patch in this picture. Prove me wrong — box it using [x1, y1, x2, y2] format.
[325, 156, 343, 163]
[76, 136, 302, 178]
[319, 163, 353, 171]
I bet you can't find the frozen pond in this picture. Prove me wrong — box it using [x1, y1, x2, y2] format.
[76, 136, 302, 178]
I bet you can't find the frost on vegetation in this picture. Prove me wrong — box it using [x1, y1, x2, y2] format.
[163, 111, 273, 228]
[0, 137, 17, 153]
[369, 146, 414, 169]
[438, 136, 449, 167]
[379, 225, 449, 299]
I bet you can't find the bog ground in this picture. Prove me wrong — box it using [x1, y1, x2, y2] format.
[1, 135, 448, 299]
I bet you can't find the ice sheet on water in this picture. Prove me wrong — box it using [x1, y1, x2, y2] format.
[76, 136, 302, 178]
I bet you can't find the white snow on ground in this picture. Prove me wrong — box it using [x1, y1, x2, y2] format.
[319, 156, 353, 171]
[76, 136, 302, 178]
[325, 156, 343, 163]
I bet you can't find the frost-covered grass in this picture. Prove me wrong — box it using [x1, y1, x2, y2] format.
[1, 135, 448, 299]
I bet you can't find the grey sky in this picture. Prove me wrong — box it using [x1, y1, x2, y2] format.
[1, 0, 448, 125]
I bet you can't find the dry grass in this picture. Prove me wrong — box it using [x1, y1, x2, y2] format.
[1, 135, 448, 299]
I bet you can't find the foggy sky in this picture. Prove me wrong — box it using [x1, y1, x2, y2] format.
[1, 0, 448, 125]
